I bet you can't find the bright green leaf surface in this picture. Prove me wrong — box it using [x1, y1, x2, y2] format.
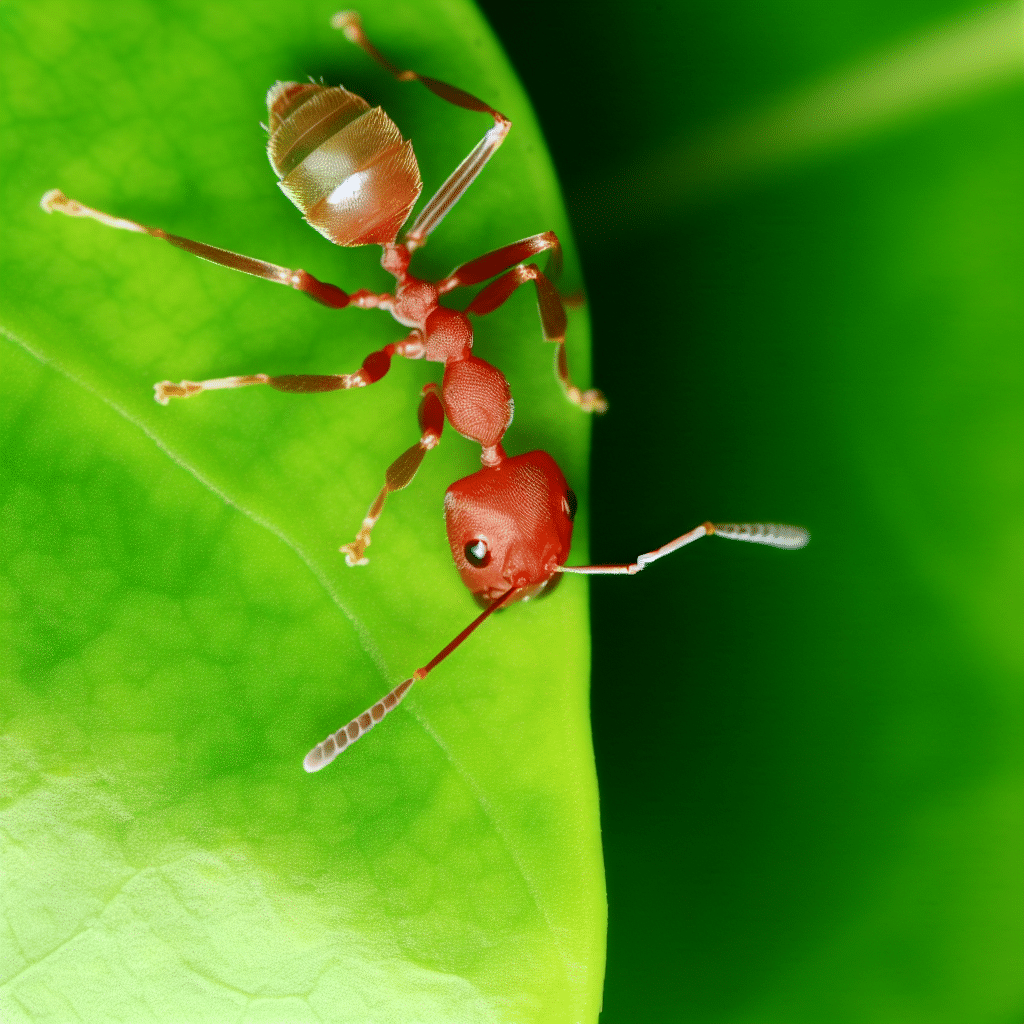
[0, 2, 603, 1022]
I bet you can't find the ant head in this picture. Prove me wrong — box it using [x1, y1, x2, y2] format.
[265, 82, 422, 247]
[444, 451, 576, 603]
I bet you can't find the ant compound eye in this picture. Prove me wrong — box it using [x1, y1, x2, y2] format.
[563, 489, 578, 522]
[464, 539, 491, 568]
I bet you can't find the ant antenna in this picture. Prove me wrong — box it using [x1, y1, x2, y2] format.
[303, 586, 520, 771]
[557, 522, 810, 575]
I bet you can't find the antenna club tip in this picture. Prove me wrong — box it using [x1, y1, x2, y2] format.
[304, 731, 345, 772]
[790, 528, 811, 549]
[712, 522, 811, 550]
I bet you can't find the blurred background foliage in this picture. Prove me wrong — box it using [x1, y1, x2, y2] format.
[477, 1, 1023, 1021]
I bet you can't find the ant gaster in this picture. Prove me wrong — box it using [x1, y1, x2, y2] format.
[41, 11, 809, 773]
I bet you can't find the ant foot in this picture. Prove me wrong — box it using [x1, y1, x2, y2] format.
[571, 387, 608, 415]
[154, 380, 202, 404]
[341, 536, 370, 566]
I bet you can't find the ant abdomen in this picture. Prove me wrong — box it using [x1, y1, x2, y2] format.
[266, 81, 422, 247]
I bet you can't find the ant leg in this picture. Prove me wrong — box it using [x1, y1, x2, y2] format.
[436, 232, 606, 411]
[435, 231, 563, 294]
[466, 263, 608, 414]
[340, 383, 445, 566]
[333, 12, 510, 250]
[154, 334, 425, 404]
[40, 189, 391, 311]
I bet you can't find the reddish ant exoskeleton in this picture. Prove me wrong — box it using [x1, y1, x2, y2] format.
[41, 11, 808, 772]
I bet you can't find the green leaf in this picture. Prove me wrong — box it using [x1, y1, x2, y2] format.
[0, 3, 604, 1022]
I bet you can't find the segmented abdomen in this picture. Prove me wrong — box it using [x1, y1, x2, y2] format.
[266, 82, 422, 247]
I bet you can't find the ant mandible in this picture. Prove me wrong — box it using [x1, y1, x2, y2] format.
[41, 11, 809, 773]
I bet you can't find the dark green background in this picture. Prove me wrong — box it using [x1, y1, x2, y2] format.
[477, 1, 1023, 1021]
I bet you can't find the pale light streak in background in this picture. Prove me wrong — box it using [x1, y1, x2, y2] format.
[578, 1, 1024, 233]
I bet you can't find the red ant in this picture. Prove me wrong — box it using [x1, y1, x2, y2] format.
[41, 11, 808, 773]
